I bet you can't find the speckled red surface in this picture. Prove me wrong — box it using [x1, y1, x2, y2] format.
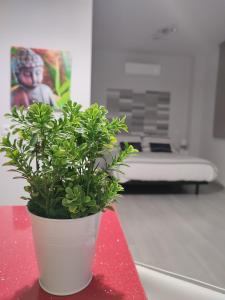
[0, 206, 147, 300]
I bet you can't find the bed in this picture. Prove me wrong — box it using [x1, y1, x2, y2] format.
[115, 136, 218, 194]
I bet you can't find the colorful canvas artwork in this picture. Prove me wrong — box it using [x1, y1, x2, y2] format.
[11, 46, 71, 109]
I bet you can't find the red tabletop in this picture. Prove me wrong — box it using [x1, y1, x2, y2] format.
[0, 206, 147, 300]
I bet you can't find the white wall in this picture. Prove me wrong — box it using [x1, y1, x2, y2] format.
[0, 0, 93, 204]
[198, 49, 225, 185]
[91, 49, 193, 148]
[188, 56, 207, 156]
[188, 48, 225, 186]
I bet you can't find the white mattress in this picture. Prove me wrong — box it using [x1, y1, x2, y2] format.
[116, 152, 218, 183]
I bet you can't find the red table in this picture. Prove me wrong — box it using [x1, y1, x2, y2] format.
[0, 206, 147, 300]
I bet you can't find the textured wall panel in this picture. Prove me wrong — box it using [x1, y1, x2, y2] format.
[107, 89, 170, 136]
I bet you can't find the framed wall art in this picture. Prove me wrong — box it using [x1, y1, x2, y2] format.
[11, 46, 71, 109]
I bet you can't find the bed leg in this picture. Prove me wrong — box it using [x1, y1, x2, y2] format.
[195, 183, 200, 195]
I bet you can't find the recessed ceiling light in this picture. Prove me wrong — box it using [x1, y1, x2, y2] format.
[153, 25, 177, 40]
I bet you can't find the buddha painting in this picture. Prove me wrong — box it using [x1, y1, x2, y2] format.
[11, 47, 71, 109]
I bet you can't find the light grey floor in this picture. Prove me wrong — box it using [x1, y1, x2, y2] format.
[116, 182, 225, 289]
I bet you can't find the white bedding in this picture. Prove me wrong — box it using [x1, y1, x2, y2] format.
[116, 152, 218, 183]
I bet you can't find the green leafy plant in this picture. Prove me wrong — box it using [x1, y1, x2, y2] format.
[0, 102, 137, 219]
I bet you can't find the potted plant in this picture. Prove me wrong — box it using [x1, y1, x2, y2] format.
[0, 101, 136, 295]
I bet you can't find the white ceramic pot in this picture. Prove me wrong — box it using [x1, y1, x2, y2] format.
[29, 210, 101, 296]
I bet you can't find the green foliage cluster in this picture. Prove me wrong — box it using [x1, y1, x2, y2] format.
[0, 102, 137, 219]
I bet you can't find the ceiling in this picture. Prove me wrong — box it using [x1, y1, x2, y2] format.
[93, 0, 225, 55]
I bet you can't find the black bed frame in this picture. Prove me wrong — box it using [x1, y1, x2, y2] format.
[123, 181, 208, 195]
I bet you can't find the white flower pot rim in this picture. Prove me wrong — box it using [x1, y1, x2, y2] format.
[27, 207, 101, 222]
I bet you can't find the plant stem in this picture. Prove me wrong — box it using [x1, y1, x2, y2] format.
[35, 146, 39, 172]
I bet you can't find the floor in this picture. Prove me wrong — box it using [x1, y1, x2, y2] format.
[116, 182, 225, 289]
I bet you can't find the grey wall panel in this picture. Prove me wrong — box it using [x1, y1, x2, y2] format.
[106, 89, 170, 136]
[213, 41, 225, 138]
